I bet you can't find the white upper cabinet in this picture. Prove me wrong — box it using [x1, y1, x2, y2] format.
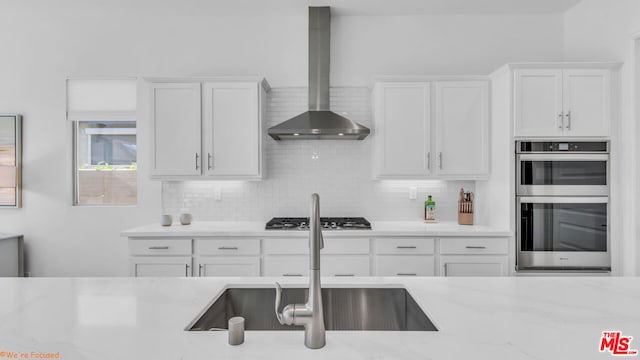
[562, 69, 610, 136]
[150, 82, 202, 176]
[372, 79, 489, 180]
[373, 83, 431, 178]
[514, 68, 610, 137]
[203, 82, 262, 178]
[147, 78, 267, 180]
[514, 69, 563, 137]
[434, 81, 489, 176]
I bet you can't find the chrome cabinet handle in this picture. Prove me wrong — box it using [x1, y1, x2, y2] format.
[282, 273, 303, 277]
[185, 264, 190, 277]
[438, 152, 442, 169]
[397, 246, 417, 249]
[148, 246, 169, 250]
[465, 246, 487, 249]
[426, 152, 431, 170]
[199, 264, 203, 277]
[218, 246, 238, 250]
[208, 153, 213, 170]
[565, 111, 571, 130]
[334, 274, 355, 277]
[557, 112, 564, 128]
[195, 153, 200, 170]
[397, 273, 417, 276]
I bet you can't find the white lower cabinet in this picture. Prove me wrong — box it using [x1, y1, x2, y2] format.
[439, 237, 509, 276]
[129, 238, 193, 277]
[263, 238, 371, 277]
[263, 255, 370, 277]
[130, 256, 192, 277]
[128, 235, 511, 277]
[195, 238, 260, 277]
[373, 238, 435, 276]
[440, 256, 508, 277]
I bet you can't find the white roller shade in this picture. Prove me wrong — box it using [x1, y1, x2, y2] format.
[66, 78, 137, 120]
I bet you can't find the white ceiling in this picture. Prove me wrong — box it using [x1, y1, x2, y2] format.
[10, 0, 584, 16]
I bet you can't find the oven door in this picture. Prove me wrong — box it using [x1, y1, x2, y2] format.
[517, 196, 610, 270]
[517, 154, 608, 196]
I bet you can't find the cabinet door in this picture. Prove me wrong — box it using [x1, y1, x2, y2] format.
[375, 255, 435, 276]
[322, 255, 370, 277]
[440, 256, 508, 276]
[562, 69, 610, 136]
[150, 83, 202, 176]
[374, 83, 431, 177]
[197, 256, 260, 277]
[130, 256, 192, 277]
[203, 82, 261, 178]
[434, 81, 489, 176]
[263, 255, 308, 277]
[514, 69, 563, 137]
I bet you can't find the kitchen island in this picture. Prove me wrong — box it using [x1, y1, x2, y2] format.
[0, 277, 637, 359]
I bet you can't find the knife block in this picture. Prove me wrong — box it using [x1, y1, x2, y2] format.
[458, 200, 474, 225]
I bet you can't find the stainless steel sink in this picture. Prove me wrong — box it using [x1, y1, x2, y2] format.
[186, 287, 437, 331]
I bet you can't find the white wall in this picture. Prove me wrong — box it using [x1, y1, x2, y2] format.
[0, 2, 565, 276]
[564, 0, 640, 275]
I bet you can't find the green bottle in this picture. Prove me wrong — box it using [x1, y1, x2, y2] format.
[425, 195, 436, 220]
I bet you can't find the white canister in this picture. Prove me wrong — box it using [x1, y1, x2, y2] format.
[180, 213, 193, 225]
[160, 214, 173, 226]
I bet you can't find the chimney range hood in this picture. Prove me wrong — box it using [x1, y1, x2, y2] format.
[268, 7, 370, 140]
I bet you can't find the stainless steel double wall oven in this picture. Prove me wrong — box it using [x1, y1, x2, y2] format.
[516, 141, 610, 271]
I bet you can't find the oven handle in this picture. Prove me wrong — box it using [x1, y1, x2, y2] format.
[517, 154, 609, 161]
[518, 196, 609, 204]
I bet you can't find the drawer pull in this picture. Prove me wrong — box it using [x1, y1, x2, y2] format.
[397, 246, 417, 249]
[334, 274, 355, 277]
[148, 246, 170, 250]
[218, 247, 239, 250]
[283, 273, 303, 277]
[397, 273, 417, 276]
[465, 246, 487, 249]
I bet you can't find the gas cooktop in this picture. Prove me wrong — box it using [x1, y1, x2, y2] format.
[265, 217, 372, 230]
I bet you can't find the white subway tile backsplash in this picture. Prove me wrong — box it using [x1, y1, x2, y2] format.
[162, 87, 474, 221]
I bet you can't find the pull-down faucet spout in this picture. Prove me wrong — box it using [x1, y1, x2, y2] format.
[275, 193, 326, 349]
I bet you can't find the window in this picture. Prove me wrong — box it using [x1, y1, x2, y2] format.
[67, 79, 137, 205]
[75, 121, 137, 205]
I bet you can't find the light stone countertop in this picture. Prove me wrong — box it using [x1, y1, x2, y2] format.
[0, 276, 637, 360]
[121, 221, 512, 238]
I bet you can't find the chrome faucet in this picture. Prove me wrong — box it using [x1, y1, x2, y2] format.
[275, 193, 326, 349]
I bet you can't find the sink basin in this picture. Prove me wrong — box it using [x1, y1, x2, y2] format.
[186, 287, 437, 331]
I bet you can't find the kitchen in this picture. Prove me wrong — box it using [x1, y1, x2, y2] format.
[1, 0, 640, 358]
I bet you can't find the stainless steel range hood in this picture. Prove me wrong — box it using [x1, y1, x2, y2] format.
[268, 7, 370, 140]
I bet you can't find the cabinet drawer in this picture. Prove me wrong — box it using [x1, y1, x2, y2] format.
[375, 238, 434, 255]
[197, 238, 260, 256]
[129, 239, 192, 256]
[439, 238, 508, 255]
[374, 255, 435, 276]
[263, 238, 369, 255]
[263, 255, 370, 277]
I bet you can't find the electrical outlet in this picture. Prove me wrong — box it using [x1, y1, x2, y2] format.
[215, 188, 222, 201]
[409, 186, 417, 200]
